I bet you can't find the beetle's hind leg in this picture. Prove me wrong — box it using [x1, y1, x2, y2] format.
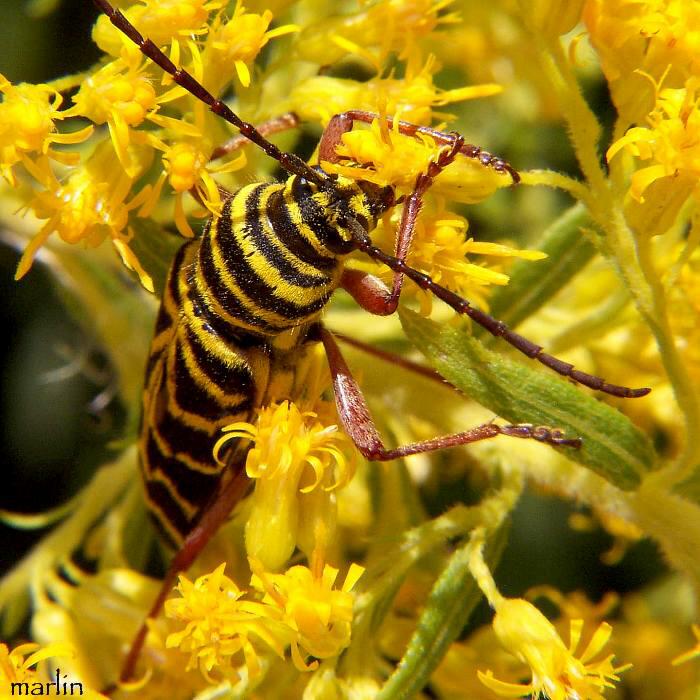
[315, 325, 582, 458]
[118, 468, 250, 685]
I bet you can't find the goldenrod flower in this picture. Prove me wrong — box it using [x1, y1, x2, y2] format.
[365, 0, 461, 59]
[214, 401, 355, 570]
[323, 116, 511, 202]
[467, 528, 629, 700]
[584, 0, 700, 121]
[0, 75, 92, 186]
[1, 643, 68, 690]
[584, 0, 700, 82]
[93, 0, 224, 57]
[203, 3, 299, 91]
[324, 117, 444, 191]
[15, 141, 154, 291]
[250, 560, 364, 671]
[366, 206, 546, 312]
[299, 0, 460, 68]
[478, 598, 629, 700]
[292, 55, 501, 127]
[164, 563, 288, 683]
[607, 77, 700, 202]
[0, 642, 106, 699]
[5, 0, 700, 697]
[153, 137, 247, 237]
[64, 55, 171, 177]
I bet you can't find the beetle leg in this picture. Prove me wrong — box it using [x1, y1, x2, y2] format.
[339, 132, 465, 314]
[316, 325, 582, 459]
[320, 109, 520, 182]
[209, 112, 300, 162]
[118, 468, 249, 684]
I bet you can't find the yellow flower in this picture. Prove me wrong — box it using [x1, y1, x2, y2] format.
[214, 400, 355, 570]
[366, 0, 461, 58]
[93, 0, 224, 58]
[584, 0, 700, 121]
[291, 54, 501, 127]
[298, 0, 460, 68]
[250, 560, 364, 672]
[16, 141, 154, 291]
[0, 642, 106, 699]
[322, 116, 511, 203]
[1, 643, 67, 692]
[364, 206, 546, 313]
[324, 117, 444, 191]
[152, 137, 247, 237]
[164, 563, 289, 683]
[607, 77, 700, 202]
[479, 598, 630, 700]
[203, 2, 299, 91]
[64, 55, 170, 177]
[0, 75, 92, 186]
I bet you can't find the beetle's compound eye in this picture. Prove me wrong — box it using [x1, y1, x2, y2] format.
[292, 175, 317, 198]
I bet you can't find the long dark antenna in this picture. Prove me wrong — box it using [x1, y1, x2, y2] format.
[348, 222, 650, 398]
[92, 0, 328, 188]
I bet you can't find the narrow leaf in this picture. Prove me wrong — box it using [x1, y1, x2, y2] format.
[377, 525, 508, 700]
[401, 309, 656, 489]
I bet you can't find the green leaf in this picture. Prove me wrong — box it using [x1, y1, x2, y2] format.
[129, 216, 185, 297]
[401, 309, 656, 489]
[377, 524, 508, 700]
[481, 202, 596, 336]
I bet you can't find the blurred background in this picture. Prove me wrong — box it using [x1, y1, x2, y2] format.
[0, 0, 119, 573]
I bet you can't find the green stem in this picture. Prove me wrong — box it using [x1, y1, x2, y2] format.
[633, 234, 700, 475]
[344, 474, 523, 680]
[373, 474, 522, 699]
[538, 36, 700, 474]
[376, 525, 509, 700]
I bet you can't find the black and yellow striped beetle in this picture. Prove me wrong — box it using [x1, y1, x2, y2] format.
[92, 0, 651, 681]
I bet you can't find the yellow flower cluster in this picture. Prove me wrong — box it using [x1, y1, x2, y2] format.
[587, 1, 700, 229]
[1, 0, 298, 282]
[164, 560, 363, 682]
[363, 205, 546, 312]
[1, 0, 522, 299]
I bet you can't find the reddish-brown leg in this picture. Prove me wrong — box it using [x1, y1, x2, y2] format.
[209, 112, 300, 161]
[332, 331, 453, 387]
[340, 132, 466, 314]
[344, 216, 651, 398]
[319, 110, 520, 182]
[118, 468, 250, 684]
[323, 111, 519, 313]
[316, 325, 582, 458]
